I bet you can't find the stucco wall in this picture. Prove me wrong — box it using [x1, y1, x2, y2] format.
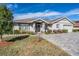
[29, 23, 35, 32]
[52, 19, 73, 32]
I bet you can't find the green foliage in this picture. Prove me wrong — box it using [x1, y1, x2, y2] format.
[14, 30, 21, 34]
[73, 29, 79, 32]
[53, 30, 58, 33]
[62, 29, 68, 33]
[26, 31, 35, 35]
[0, 5, 13, 36]
[45, 29, 68, 34]
[21, 31, 27, 34]
[14, 30, 35, 35]
[45, 29, 52, 34]
[53, 29, 68, 33]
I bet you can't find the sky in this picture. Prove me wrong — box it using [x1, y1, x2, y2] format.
[6, 3, 79, 21]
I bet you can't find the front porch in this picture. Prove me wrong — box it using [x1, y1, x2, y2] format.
[32, 19, 48, 33]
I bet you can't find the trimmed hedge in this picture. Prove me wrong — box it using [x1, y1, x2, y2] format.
[45, 29, 52, 34]
[14, 30, 35, 35]
[73, 29, 79, 32]
[26, 31, 35, 35]
[62, 29, 68, 33]
[45, 29, 68, 34]
[14, 30, 21, 34]
[53, 29, 68, 33]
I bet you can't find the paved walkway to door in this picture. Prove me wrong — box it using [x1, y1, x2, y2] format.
[40, 32, 79, 56]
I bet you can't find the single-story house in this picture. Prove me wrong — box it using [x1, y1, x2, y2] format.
[13, 17, 73, 33]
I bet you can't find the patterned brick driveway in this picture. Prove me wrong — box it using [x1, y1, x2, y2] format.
[40, 32, 79, 56]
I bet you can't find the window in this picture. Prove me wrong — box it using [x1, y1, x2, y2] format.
[25, 24, 29, 30]
[56, 24, 59, 28]
[20, 24, 29, 31]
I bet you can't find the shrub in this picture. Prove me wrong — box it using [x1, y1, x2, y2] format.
[45, 29, 52, 34]
[53, 30, 62, 33]
[14, 30, 35, 35]
[53, 30, 58, 33]
[73, 29, 79, 32]
[20, 31, 35, 35]
[58, 30, 63, 33]
[53, 29, 68, 33]
[62, 29, 68, 33]
[21, 31, 27, 34]
[26, 31, 35, 35]
[14, 30, 21, 34]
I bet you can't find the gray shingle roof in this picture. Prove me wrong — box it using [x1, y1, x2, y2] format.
[14, 17, 73, 24]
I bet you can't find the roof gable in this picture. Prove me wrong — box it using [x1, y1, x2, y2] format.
[32, 18, 48, 23]
[50, 17, 74, 24]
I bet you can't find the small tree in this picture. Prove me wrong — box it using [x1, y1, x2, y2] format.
[0, 4, 13, 41]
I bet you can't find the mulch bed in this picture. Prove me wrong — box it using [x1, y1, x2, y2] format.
[0, 41, 13, 47]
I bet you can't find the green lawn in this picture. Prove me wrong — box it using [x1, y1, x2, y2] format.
[0, 35, 70, 56]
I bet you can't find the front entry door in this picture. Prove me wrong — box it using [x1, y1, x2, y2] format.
[35, 23, 41, 32]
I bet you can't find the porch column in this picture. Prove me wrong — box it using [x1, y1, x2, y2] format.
[33, 23, 35, 32]
[41, 23, 45, 32]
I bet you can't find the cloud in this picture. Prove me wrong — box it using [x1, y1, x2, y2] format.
[14, 8, 79, 20]
[63, 9, 79, 16]
[14, 10, 62, 20]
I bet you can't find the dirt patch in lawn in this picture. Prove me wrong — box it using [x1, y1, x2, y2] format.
[0, 41, 13, 47]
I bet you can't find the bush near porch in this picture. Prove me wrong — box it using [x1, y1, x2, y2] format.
[53, 29, 68, 33]
[14, 30, 21, 34]
[45, 29, 68, 34]
[14, 30, 35, 35]
[45, 29, 52, 34]
[73, 29, 79, 32]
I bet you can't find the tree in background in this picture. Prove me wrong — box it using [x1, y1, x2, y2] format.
[0, 4, 13, 41]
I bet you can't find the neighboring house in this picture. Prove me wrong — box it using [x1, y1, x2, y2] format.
[13, 17, 73, 33]
[73, 21, 79, 29]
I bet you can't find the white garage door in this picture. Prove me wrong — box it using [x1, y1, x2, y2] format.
[63, 25, 73, 32]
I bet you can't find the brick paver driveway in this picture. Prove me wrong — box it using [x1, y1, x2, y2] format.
[40, 32, 79, 56]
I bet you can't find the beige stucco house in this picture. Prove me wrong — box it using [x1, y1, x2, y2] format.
[13, 17, 73, 33]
